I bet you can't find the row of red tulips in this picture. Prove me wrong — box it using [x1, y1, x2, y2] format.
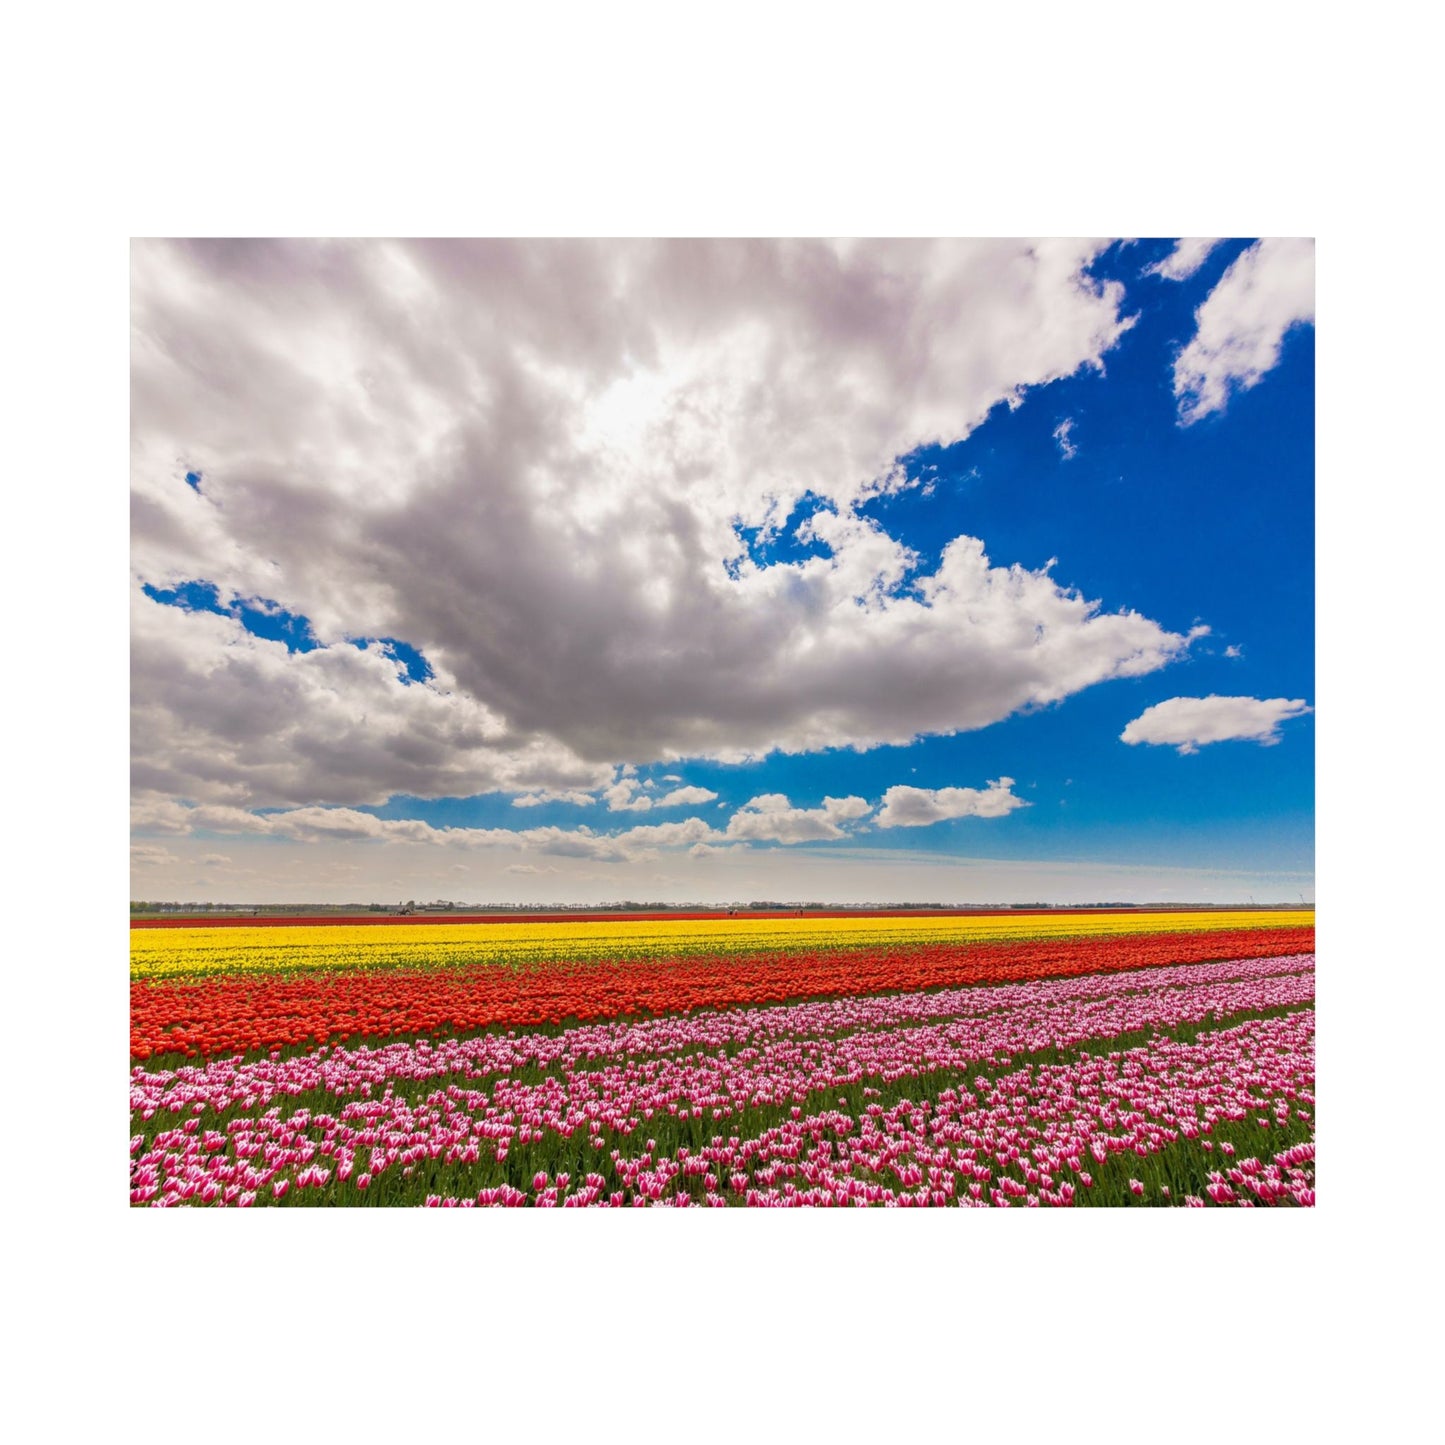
[131, 924, 1313, 1061]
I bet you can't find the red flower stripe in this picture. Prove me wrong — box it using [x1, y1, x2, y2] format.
[131, 925, 1313, 1061]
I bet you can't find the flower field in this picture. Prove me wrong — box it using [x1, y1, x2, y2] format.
[130, 909, 1314, 1206]
[130, 908, 1311, 978]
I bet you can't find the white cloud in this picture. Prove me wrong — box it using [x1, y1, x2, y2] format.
[724, 793, 872, 844]
[875, 778, 1028, 829]
[1224, 644, 1242, 659]
[612, 816, 721, 851]
[131, 798, 734, 865]
[1053, 417, 1077, 461]
[511, 790, 597, 808]
[131, 589, 612, 809]
[602, 776, 655, 812]
[135, 793, 896, 858]
[264, 807, 445, 845]
[660, 784, 719, 807]
[131, 842, 179, 866]
[131, 239, 1204, 825]
[140, 781, 1043, 856]
[1146, 238, 1222, 281]
[1120, 695, 1313, 754]
[600, 774, 718, 812]
[1174, 238, 1314, 423]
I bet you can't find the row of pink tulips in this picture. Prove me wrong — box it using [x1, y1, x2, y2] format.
[132, 951, 1312, 1116]
[131, 953, 1313, 1206]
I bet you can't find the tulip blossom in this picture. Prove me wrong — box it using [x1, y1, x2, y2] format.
[131, 950, 1314, 1208]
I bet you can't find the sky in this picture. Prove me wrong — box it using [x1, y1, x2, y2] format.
[130, 237, 1314, 905]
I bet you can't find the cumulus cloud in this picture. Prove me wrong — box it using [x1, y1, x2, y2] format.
[511, 790, 597, 808]
[131, 239, 1203, 821]
[131, 797, 276, 835]
[136, 792, 899, 860]
[660, 785, 719, 807]
[263, 807, 445, 845]
[1120, 695, 1312, 754]
[131, 589, 611, 809]
[602, 776, 655, 812]
[129, 768, 1053, 875]
[1174, 238, 1314, 423]
[600, 774, 719, 812]
[132, 799, 731, 865]
[610, 816, 721, 851]
[1146, 238, 1222, 281]
[724, 793, 872, 844]
[875, 778, 1027, 828]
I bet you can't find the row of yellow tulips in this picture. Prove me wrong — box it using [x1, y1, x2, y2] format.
[131, 909, 1313, 980]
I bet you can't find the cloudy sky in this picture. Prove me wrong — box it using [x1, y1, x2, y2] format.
[130, 237, 1314, 905]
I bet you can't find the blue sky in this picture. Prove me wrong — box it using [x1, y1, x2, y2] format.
[130, 238, 1313, 903]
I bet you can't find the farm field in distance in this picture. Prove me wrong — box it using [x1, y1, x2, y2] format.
[131, 907, 1315, 1207]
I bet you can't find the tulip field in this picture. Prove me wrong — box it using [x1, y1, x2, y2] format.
[130, 909, 1314, 1206]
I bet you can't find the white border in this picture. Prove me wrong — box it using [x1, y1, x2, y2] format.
[11, 0, 1429, 1433]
